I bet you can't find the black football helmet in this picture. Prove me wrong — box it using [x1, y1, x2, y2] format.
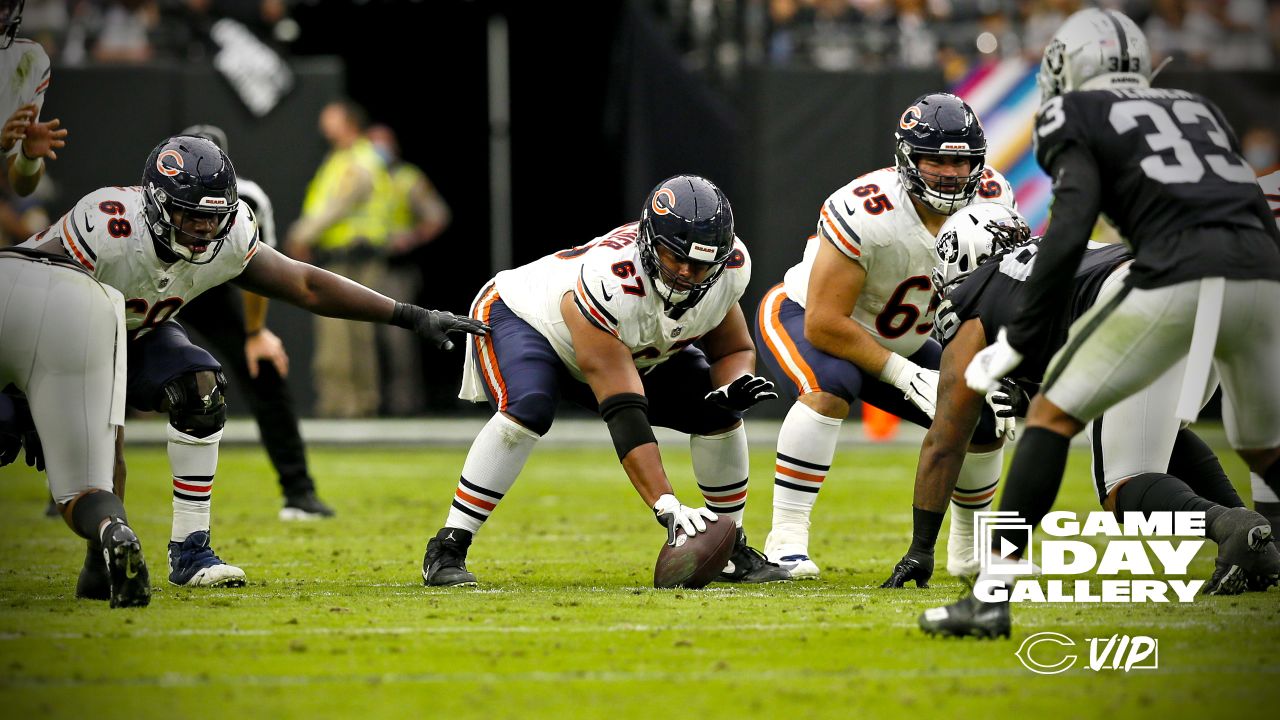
[638, 174, 735, 309]
[894, 92, 987, 216]
[141, 136, 238, 265]
[0, 0, 23, 49]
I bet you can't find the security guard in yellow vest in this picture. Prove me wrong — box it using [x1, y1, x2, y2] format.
[286, 101, 394, 418]
[367, 124, 452, 415]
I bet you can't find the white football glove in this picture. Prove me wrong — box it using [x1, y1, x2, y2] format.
[881, 353, 939, 419]
[652, 493, 718, 546]
[966, 327, 1023, 395]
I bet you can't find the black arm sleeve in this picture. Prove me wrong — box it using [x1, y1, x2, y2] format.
[1005, 144, 1101, 350]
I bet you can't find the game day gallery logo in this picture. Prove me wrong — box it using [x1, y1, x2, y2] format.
[973, 510, 1207, 602]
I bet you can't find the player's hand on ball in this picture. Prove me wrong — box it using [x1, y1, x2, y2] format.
[704, 374, 778, 412]
[391, 303, 490, 351]
[966, 327, 1023, 394]
[653, 493, 718, 546]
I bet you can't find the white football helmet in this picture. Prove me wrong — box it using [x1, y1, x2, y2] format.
[1037, 8, 1153, 103]
[932, 204, 1031, 294]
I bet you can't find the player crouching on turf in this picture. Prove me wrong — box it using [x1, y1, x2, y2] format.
[421, 175, 789, 587]
[18, 135, 488, 591]
[886, 205, 1274, 603]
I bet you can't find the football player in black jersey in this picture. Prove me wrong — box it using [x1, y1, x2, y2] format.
[923, 8, 1280, 638]
[887, 206, 1264, 609]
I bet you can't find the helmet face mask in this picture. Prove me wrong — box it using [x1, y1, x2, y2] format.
[638, 175, 735, 309]
[141, 136, 238, 265]
[894, 93, 987, 216]
[0, 0, 24, 49]
[932, 204, 1031, 295]
[1036, 8, 1152, 103]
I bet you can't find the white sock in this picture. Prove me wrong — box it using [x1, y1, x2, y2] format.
[445, 413, 540, 534]
[691, 424, 750, 527]
[1253, 472, 1280, 503]
[951, 447, 1004, 535]
[771, 401, 842, 537]
[168, 426, 222, 542]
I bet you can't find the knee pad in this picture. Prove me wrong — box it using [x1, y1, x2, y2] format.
[505, 391, 556, 436]
[163, 371, 228, 439]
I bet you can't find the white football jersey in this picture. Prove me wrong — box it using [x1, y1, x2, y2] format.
[0, 39, 50, 160]
[782, 166, 1015, 355]
[21, 186, 260, 338]
[1261, 171, 1280, 231]
[462, 222, 750, 396]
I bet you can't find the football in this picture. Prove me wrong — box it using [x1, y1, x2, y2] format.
[653, 518, 736, 589]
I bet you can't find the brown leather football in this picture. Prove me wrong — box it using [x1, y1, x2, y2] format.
[653, 518, 736, 589]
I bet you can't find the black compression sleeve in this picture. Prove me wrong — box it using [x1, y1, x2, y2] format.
[1005, 144, 1101, 350]
[599, 393, 656, 460]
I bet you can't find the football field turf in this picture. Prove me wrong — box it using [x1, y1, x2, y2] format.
[1, 439, 1276, 718]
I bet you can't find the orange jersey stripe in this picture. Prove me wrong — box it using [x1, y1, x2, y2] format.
[756, 285, 812, 394]
[819, 206, 860, 257]
[61, 217, 94, 271]
[476, 287, 508, 410]
[762, 285, 820, 392]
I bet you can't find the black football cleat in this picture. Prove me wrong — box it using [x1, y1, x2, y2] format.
[280, 491, 336, 521]
[76, 539, 110, 601]
[1203, 508, 1280, 596]
[880, 552, 934, 588]
[422, 527, 478, 587]
[717, 528, 791, 583]
[920, 591, 1011, 639]
[102, 521, 151, 608]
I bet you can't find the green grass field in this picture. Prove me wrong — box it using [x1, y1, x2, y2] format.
[1, 438, 1277, 718]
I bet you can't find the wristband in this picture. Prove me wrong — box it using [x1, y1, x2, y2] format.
[13, 149, 42, 176]
[879, 352, 909, 386]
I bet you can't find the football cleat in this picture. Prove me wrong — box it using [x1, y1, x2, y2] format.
[919, 590, 1011, 639]
[764, 528, 820, 579]
[1203, 509, 1280, 595]
[279, 491, 336, 521]
[718, 528, 791, 583]
[167, 530, 247, 588]
[880, 552, 933, 588]
[76, 539, 110, 601]
[102, 520, 151, 608]
[422, 527, 478, 587]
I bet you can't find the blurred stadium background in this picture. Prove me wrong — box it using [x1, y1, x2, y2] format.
[5, 0, 1277, 421]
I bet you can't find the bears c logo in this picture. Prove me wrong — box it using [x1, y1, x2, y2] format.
[900, 105, 922, 130]
[652, 188, 676, 216]
[156, 150, 184, 177]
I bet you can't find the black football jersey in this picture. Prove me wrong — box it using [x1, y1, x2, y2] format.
[1034, 88, 1280, 288]
[937, 243, 1132, 391]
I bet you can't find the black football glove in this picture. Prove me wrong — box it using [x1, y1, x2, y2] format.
[0, 393, 43, 471]
[879, 550, 934, 589]
[390, 302, 490, 351]
[988, 378, 1029, 418]
[704, 374, 778, 413]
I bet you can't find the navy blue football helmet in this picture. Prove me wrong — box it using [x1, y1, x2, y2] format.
[0, 0, 23, 49]
[638, 175, 735, 309]
[894, 92, 987, 215]
[141, 136, 238, 265]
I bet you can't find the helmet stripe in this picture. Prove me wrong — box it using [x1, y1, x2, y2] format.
[1105, 10, 1130, 72]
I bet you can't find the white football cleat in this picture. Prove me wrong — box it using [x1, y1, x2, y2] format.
[764, 529, 820, 579]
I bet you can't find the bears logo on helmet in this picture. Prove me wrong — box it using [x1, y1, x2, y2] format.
[141, 136, 239, 265]
[638, 175, 735, 309]
[652, 188, 676, 216]
[156, 150, 184, 178]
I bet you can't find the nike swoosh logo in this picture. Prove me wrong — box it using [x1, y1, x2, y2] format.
[84, 214, 95, 232]
[842, 201, 856, 215]
[125, 559, 139, 579]
[600, 283, 613, 302]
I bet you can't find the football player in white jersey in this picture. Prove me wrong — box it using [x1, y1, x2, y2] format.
[0, 0, 65, 196]
[421, 175, 788, 586]
[756, 92, 1017, 579]
[20, 135, 487, 591]
[1, 243, 151, 608]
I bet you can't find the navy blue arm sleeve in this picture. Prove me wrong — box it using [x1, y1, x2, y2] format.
[1005, 145, 1101, 350]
